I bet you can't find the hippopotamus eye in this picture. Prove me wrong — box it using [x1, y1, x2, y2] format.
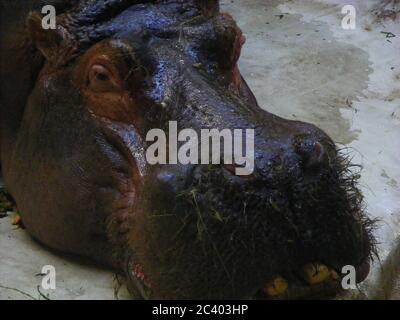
[88, 64, 120, 92]
[95, 70, 110, 81]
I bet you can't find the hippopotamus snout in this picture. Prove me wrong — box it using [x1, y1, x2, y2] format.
[123, 110, 372, 299]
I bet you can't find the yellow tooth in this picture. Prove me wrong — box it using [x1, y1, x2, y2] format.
[302, 263, 330, 285]
[263, 276, 288, 297]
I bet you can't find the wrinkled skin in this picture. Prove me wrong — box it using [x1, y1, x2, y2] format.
[0, 0, 375, 299]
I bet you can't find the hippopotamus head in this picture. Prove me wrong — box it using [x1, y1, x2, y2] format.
[4, 0, 375, 299]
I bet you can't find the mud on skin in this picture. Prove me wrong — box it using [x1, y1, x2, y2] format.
[0, 0, 376, 299]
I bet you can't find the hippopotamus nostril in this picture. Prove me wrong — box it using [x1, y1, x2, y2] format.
[294, 138, 326, 170]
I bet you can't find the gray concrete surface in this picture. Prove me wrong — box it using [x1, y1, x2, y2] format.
[0, 0, 399, 299]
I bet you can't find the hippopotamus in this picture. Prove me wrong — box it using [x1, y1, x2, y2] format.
[0, 0, 375, 299]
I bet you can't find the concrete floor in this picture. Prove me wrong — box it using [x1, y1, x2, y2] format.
[0, 0, 399, 299]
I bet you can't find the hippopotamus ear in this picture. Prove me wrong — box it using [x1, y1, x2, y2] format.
[26, 11, 75, 66]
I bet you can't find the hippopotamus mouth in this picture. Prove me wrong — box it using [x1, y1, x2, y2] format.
[112, 127, 375, 299]
[121, 154, 374, 299]
[0, 0, 376, 300]
[127, 260, 371, 300]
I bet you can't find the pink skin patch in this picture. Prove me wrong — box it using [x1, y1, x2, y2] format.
[132, 263, 151, 288]
[314, 142, 323, 158]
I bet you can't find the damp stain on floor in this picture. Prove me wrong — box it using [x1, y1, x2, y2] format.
[221, 0, 372, 145]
